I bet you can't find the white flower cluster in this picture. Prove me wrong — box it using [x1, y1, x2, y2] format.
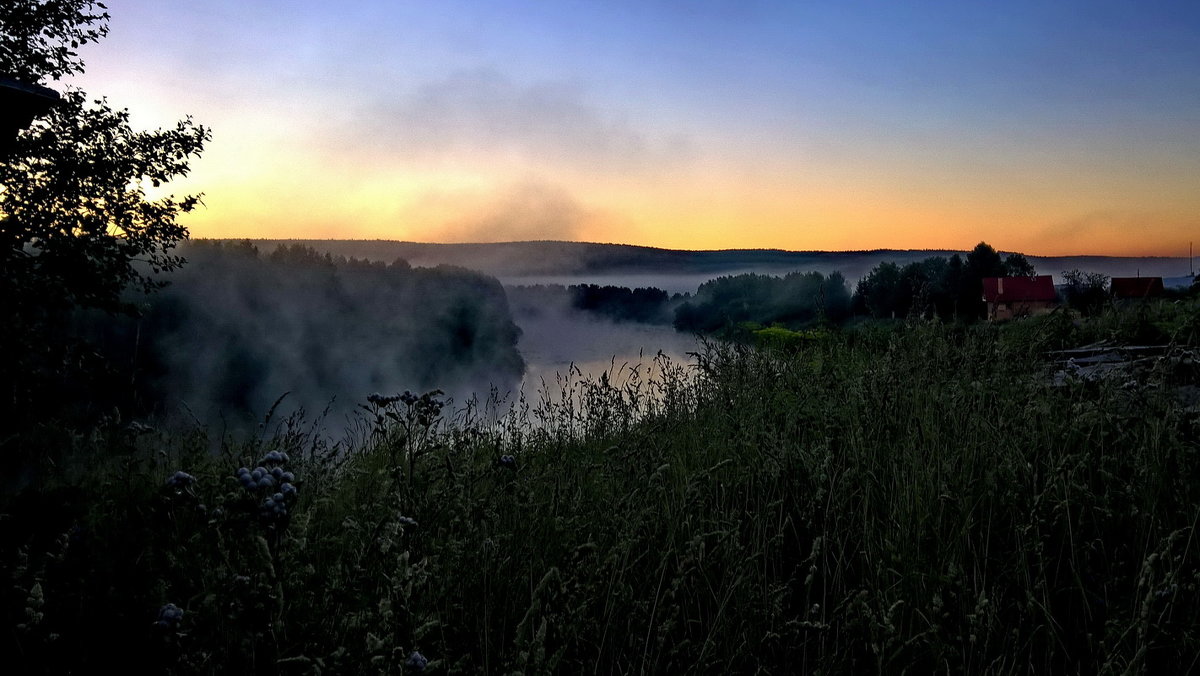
[498, 454, 517, 470]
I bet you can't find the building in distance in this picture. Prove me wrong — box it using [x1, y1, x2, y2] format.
[983, 275, 1058, 321]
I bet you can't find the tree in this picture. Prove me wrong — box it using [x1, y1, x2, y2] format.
[1061, 269, 1109, 317]
[1003, 252, 1036, 277]
[853, 261, 903, 318]
[0, 0, 109, 82]
[956, 242, 1006, 320]
[1, 1, 209, 414]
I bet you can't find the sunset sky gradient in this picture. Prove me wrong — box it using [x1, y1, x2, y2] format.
[72, 0, 1200, 255]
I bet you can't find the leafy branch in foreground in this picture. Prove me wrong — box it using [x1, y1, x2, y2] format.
[1, 89, 209, 315]
[0, 0, 209, 420]
[0, 0, 109, 83]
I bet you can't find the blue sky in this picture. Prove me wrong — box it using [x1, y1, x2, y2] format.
[71, 0, 1200, 254]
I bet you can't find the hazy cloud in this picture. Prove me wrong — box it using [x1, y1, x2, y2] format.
[414, 181, 600, 243]
[1035, 209, 1199, 256]
[1042, 210, 1171, 240]
[352, 69, 693, 172]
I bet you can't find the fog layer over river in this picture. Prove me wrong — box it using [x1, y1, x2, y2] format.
[510, 306, 699, 399]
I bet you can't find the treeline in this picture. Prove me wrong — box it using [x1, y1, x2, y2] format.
[666, 243, 1041, 336]
[84, 241, 525, 423]
[852, 242, 1035, 320]
[571, 284, 673, 323]
[673, 271, 851, 332]
[507, 283, 679, 323]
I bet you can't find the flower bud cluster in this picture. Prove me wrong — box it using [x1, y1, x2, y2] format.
[411, 391, 445, 427]
[367, 392, 402, 406]
[235, 451, 299, 522]
[156, 603, 184, 629]
[405, 650, 428, 671]
[165, 470, 197, 489]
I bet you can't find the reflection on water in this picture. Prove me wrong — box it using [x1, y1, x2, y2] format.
[511, 310, 700, 399]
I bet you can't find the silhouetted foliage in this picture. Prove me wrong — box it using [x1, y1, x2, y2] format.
[506, 282, 677, 324]
[1, 1, 208, 421]
[0, 0, 109, 82]
[571, 283, 671, 323]
[674, 271, 850, 333]
[852, 261, 904, 318]
[851, 243, 1038, 321]
[1004, 252, 1036, 277]
[1061, 269, 1110, 316]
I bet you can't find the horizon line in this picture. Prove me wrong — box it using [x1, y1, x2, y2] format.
[187, 237, 1195, 260]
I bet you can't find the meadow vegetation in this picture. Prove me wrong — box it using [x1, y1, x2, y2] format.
[5, 300, 1200, 674]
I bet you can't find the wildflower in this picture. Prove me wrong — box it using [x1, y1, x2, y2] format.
[156, 603, 184, 628]
[1156, 584, 1179, 599]
[258, 475, 276, 489]
[270, 467, 284, 480]
[251, 467, 265, 481]
[126, 421, 155, 435]
[499, 454, 517, 470]
[281, 471, 295, 483]
[165, 471, 196, 489]
[367, 392, 401, 406]
[398, 515, 418, 527]
[405, 650, 428, 671]
[280, 482, 298, 498]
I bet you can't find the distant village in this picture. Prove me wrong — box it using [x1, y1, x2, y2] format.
[984, 273, 1182, 320]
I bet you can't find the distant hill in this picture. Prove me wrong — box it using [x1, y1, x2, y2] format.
[221, 240, 1195, 289]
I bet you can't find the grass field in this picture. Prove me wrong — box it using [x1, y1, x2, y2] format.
[4, 303, 1200, 674]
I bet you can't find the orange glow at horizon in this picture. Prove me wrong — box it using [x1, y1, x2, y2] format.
[174, 145, 1200, 259]
[72, 2, 1200, 261]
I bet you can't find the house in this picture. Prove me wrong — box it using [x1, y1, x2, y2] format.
[982, 275, 1057, 320]
[0, 75, 60, 153]
[1110, 277, 1164, 301]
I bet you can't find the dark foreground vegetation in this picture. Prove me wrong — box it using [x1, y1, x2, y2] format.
[5, 301, 1200, 674]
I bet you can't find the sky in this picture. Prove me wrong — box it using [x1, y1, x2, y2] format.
[68, 0, 1200, 256]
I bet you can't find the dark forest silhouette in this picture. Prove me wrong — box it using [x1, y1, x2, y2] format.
[80, 241, 525, 423]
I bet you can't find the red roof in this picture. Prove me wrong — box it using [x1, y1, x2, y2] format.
[1110, 277, 1164, 299]
[982, 275, 1057, 303]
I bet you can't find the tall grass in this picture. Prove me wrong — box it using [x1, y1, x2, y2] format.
[3, 312, 1199, 673]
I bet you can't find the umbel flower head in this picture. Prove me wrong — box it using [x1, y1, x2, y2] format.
[165, 471, 196, 489]
[405, 650, 428, 671]
[156, 603, 184, 628]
